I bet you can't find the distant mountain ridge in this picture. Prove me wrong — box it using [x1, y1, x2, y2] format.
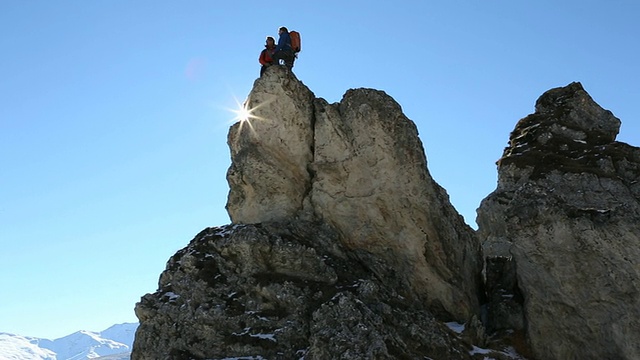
[0, 323, 138, 360]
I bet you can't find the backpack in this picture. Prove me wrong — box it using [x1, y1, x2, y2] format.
[289, 30, 301, 53]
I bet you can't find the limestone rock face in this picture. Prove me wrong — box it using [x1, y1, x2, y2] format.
[134, 72, 640, 358]
[312, 90, 482, 320]
[478, 82, 640, 360]
[226, 66, 482, 322]
[133, 222, 476, 360]
[226, 67, 315, 224]
[133, 67, 486, 359]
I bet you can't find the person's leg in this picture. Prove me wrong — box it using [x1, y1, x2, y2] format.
[282, 50, 294, 70]
[272, 51, 284, 66]
[273, 50, 294, 69]
[288, 53, 296, 70]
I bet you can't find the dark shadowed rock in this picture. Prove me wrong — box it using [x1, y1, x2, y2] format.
[132, 222, 477, 359]
[478, 82, 640, 360]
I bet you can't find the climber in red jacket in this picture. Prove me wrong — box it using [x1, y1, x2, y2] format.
[259, 36, 276, 77]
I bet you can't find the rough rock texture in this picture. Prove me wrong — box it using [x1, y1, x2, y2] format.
[136, 72, 640, 359]
[133, 221, 480, 360]
[133, 66, 486, 359]
[226, 68, 315, 223]
[227, 66, 482, 322]
[478, 82, 640, 360]
[311, 90, 482, 321]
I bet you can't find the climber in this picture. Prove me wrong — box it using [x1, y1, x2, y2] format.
[259, 36, 276, 77]
[272, 26, 295, 70]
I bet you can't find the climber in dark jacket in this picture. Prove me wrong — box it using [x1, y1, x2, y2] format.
[272, 26, 295, 70]
[259, 36, 276, 76]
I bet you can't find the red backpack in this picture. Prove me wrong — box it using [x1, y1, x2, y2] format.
[289, 30, 301, 53]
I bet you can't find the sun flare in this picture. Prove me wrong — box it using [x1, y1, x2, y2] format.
[232, 102, 253, 123]
[228, 97, 260, 137]
[227, 95, 276, 140]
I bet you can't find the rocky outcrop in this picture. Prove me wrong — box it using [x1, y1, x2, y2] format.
[227, 67, 482, 321]
[133, 70, 640, 360]
[133, 221, 478, 359]
[478, 82, 640, 360]
[133, 66, 485, 359]
[226, 68, 315, 223]
[311, 90, 482, 321]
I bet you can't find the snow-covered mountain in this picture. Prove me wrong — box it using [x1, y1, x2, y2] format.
[0, 333, 56, 360]
[0, 323, 137, 360]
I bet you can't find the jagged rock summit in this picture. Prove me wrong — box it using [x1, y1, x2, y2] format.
[478, 82, 640, 360]
[132, 70, 640, 360]
[227, 66, 483, 321]
[133, 66, 485, 359]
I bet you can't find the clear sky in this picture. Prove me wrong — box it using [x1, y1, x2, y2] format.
[1, 1, 638, 340]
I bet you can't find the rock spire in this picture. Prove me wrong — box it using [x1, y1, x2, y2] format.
[226, 66, 483, 321]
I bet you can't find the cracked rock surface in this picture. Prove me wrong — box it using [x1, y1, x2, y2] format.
[134, 66, 484, 359]
[133, 74, 640, 360]
[478, 82, 640, 360]
[226, 66, 482, 322]
[133, 221, 476, 359]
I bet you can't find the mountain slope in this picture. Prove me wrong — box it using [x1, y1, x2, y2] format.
[0, 333, 56, 360]
[97, 323, 137, 349]
[0, 323, 138, 360]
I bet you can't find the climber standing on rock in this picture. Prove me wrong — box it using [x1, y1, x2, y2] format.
[272, 26, 295, 70]
[259, 36, 276, 77]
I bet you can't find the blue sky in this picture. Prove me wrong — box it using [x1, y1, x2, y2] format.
[1, 1, 638, 340]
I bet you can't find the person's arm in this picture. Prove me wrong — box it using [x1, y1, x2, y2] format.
[259, 49, 267, 65]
